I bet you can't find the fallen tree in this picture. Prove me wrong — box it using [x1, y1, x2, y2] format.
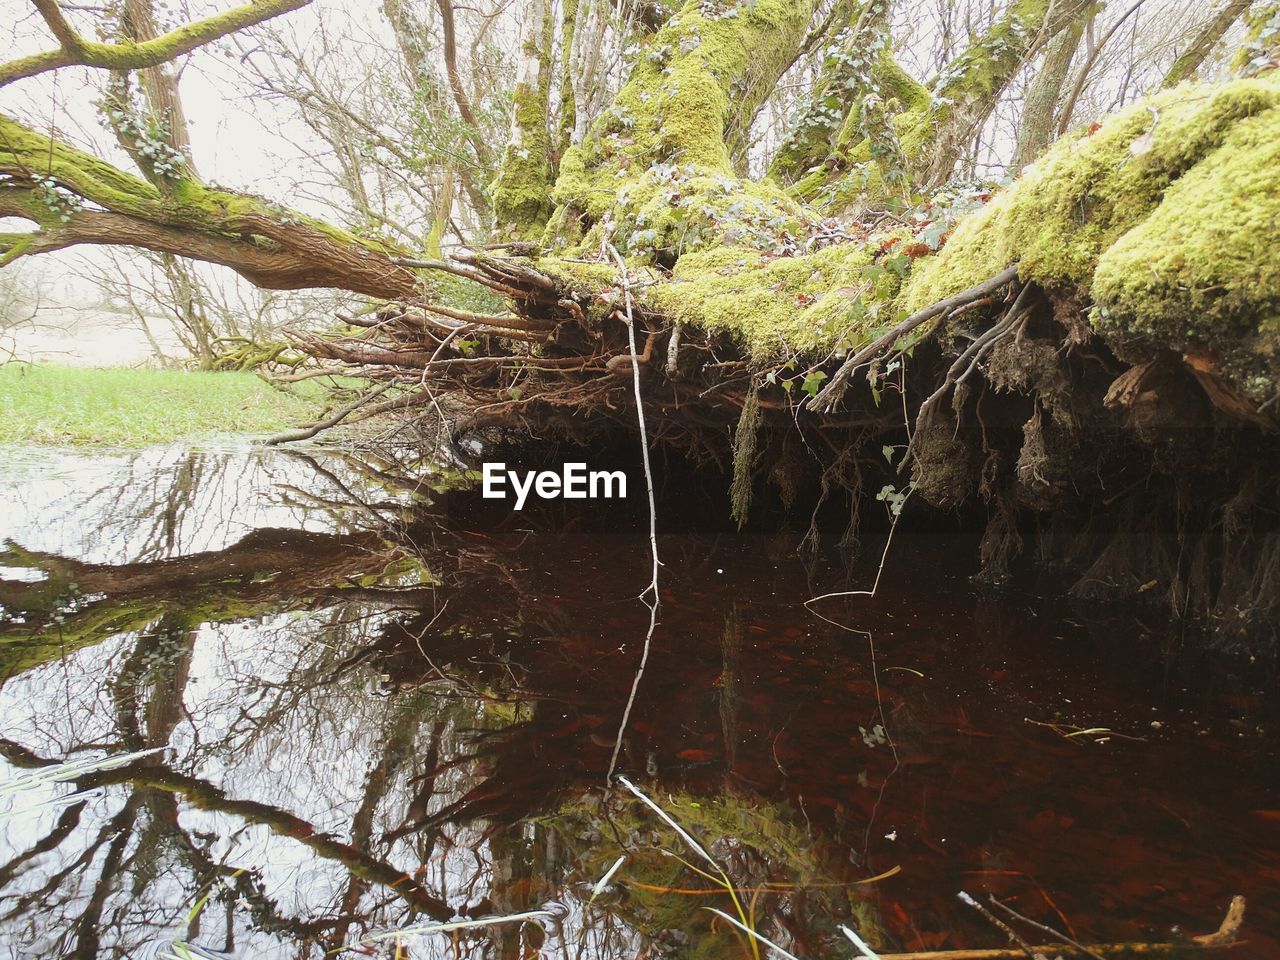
[2, 0, 1279, 648]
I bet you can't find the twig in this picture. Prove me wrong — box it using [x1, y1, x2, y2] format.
[811, 265, 1020, 411]
[986, 896, 1107, 960]
[960, 892, 1044, 959]
[605, 242, 661, 784]
[867, 895, 1245, 960]
[263, 381, 394, 446]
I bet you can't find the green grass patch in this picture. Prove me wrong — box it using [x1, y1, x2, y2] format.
[0, 364, 320, 445]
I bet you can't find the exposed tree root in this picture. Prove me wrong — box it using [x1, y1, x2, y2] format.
[274, 245, 1280, 653]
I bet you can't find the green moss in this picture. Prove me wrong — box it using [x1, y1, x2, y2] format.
[1092, 102, 1280, 400]
[586, 166, 808, 261]
[771, 0, 929, 187]
[492, 3, 557, 240]
[1235, 3, 1280, 73]
[644, 242, 893, 356]
[0, 113, 400, 259]
[547, 0, 819, 252]
[903, 76, 1280, 305]
[801, 0, 1050, 211]
[896, 74, 1280, 401]
[0, 113, 162, 219]
[491, 87, 555, 238]
[0, 0, 305, 86]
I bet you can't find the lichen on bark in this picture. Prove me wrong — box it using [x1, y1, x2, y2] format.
[0, 112, 416, 296]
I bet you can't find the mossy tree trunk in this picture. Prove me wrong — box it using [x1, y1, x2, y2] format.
[492, 0, 558, 240]
[1163, 0, 1254, 87]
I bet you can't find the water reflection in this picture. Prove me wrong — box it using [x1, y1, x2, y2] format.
[0, 446, 1276, 959]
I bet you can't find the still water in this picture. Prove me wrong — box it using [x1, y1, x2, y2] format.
[0, 445, 1276, 959]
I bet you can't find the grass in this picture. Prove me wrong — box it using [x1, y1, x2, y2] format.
[0, 363, 321, 445]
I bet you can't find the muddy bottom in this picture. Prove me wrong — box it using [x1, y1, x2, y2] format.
[0, 445, 1276, 959]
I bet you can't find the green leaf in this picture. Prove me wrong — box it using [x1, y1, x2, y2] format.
[801, 372, 827, 398]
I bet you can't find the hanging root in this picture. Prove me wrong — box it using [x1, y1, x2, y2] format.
[730, 382, 762, 529]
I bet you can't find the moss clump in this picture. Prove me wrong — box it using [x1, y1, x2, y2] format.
[644, 242, 896, 357]
[578, 163, 809, 262]
[898, 73, 1280, 402]
[492, 2, 557, 240]
[1091, 101, 1280, 401]
[904, 77, 1280, 306]
[492, 85, 556, 239]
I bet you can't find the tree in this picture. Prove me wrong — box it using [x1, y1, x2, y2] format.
[2, 0, 1278, 637]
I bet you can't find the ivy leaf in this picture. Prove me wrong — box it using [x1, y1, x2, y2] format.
[882, 445, 895, 463]
[801, 371, 827, 398]
[509, 386, 523, 401]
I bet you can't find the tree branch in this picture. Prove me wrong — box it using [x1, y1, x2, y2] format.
[2, 0, 311, 87]
[0, 112, 421, 297]
[811, 264, 1020, 410]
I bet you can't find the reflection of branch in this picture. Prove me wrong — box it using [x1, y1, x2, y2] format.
[0, 798, 87, 890]
[0, 528, 402, 676]
[81, 765, 453, 920]
[0, 795, 142, 924]
[325, 701, 432, 949]
[71, 799, 137, 959]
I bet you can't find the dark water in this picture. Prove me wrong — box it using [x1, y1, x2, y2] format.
[0, 445, 1276, 959]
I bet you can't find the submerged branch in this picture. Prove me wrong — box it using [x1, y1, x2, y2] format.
[871, 895, 1245, 960]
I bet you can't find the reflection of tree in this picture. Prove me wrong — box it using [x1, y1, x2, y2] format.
[0, 450, 504, 955]
[0, 449, 1270, 957]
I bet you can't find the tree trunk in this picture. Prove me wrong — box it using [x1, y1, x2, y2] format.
[1163, 0, 1253, 87]
[492, 0, 557, 240]
[1014, 4, 1093, 169]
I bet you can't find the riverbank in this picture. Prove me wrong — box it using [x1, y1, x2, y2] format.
[0, 363, 318, 445]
